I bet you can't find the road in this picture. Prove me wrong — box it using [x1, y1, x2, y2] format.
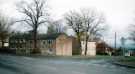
[0, 54, 135, 74]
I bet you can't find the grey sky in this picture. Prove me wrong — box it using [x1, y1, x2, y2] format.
[0, 0, 135, 47]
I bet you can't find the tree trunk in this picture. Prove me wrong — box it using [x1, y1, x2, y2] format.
[33, 30, 37, 52]
[77, 33, 82, 55]
[32, 27, 40, 53]
[84, 35, 89, 55]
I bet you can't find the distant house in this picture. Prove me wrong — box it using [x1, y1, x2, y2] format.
[124, 49, 135, 56]
[96, 41, 114, 56]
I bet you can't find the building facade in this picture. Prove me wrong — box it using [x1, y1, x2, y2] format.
[9, 34, 59, 54]
[9, 34, 80, 55]
[8, 33, 107, 56]
[0, 38, 9, 48]
[56, 34, 80, 56]
[81, 41, 96, 56]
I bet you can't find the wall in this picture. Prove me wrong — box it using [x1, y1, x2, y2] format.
[39, 40, 56, 55]
[81, 41, 96, 56]
[72, 38, 81, 55]
[56, 35, 72, 56]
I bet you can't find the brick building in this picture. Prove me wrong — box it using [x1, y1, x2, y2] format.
[9, 34, 80, 55]
[81, 41, 96, 56]
[56, 34, 80, 56]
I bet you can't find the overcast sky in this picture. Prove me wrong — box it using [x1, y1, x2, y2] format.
[0, 0, 135, 47]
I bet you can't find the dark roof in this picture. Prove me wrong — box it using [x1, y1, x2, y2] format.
[37, 33, 61, 40]
[10, 33, 63, 40]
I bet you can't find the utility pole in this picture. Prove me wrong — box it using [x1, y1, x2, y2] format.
[121, 37, 126, 56]
[114, 32, 117, 49]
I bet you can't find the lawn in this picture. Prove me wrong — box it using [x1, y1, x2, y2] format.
[120, 56, 135, 62]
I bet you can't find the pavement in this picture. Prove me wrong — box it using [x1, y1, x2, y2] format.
[112, 56, 135, 68]
[0, 54, 135, 74]
[112, 61, 135, 68]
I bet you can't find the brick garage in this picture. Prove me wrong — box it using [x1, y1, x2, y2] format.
[56, 34, 80, 56]
[81, 41, 96, 56]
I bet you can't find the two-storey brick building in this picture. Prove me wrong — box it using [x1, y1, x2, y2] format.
[9, 33, 80, 55]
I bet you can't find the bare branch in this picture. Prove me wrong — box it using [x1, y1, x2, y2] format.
[16, 0, 48, 53]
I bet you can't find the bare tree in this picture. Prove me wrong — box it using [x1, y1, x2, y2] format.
[16, 0, 48, 53]
[65, 9, 106, 55]
[65, 11, 83, 54]
[47, 20, 67, 34]
[47, 23, 56, 34]
[80, 9, 106, 55]
[129, 24, 135, 42]
[0, 13, 13, 48]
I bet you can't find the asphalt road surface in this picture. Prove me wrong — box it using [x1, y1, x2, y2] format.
[0, 54, 135, 74]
